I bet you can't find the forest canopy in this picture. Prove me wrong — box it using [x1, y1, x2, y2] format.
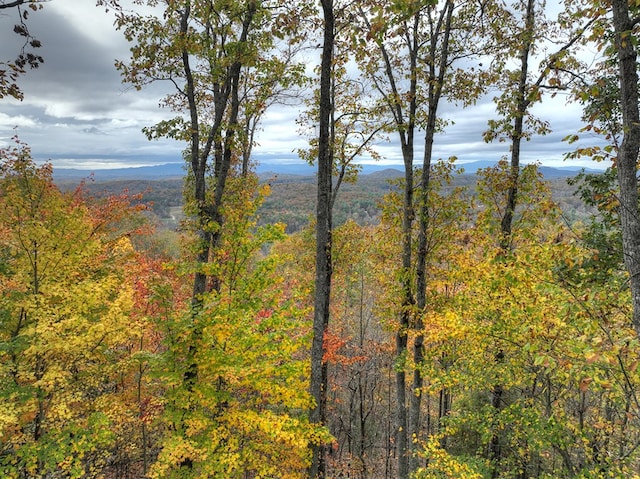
[2, 1, 640, 478]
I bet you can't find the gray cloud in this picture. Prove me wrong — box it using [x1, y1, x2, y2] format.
[0, 3, 183, 167]
[0, 3, 607, 172]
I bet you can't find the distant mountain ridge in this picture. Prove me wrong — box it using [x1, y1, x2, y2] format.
[52, 163, 187, 181]
[52, 160, 602, 182]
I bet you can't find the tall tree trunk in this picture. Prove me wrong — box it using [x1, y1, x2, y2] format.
[396, 14, 420, 477]
[501, 0, 534, 246]
[355, 6, 418, 476]
[310, 0, 334, 477]
[177, 6, 204, 469]
[178, 1, 206, 304]
[396, 166, 413, 478]
[490, 2, 534, 476]
[410, 3, 454, 471]
[179, 1, 257, 470]
[611, 0, 640, 335]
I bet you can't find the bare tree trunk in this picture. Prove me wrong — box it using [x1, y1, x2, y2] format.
[410, 4, 455, 471]
[396, 159, 414, 479]
[611, 0, 640, 335]
[310, 0, 334, 477]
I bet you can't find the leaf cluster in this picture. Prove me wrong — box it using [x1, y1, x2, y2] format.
[0, 0, 43, 100]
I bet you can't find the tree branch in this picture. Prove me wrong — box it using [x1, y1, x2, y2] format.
[0, 0, 45, 9]
[0, 1, 27, 8]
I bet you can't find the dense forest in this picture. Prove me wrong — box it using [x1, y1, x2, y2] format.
[2, 1, 640, 479]
[65, 169, 594, 235]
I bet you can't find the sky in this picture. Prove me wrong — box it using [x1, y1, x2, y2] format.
[0, 2, 608, 172]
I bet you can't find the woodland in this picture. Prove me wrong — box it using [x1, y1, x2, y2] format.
[2, 0, 640, 479]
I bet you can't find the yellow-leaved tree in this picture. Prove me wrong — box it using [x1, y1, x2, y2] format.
[0, 139, 138, 478]
[412, 163, 640, 477]
[150, 176, 325, 478]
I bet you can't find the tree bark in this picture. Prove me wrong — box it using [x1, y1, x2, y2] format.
[410, 3, 454, 471]
[611, 0, 640, 335]
[396, 15, 419, 479]
[490, 2, 534, 476]
[396, 153, 413, 479]
[310, 0, 334, 477]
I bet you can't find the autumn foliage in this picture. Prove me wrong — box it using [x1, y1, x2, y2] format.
[0, 140, 148, 477]
[5, 0, 640, 478]
[3, 138, 640, 478]
[0, 142, 324, 478]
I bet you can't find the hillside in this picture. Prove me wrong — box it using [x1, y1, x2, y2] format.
[60, 166, 597, 233]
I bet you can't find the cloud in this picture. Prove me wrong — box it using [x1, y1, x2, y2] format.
[0, 112, 38, 129]
[0, 2, 608, 172]
[82, 126, 106, 135]
[0, 3, 184, 167]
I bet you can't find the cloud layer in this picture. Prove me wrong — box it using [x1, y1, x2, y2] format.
[0, 3, 606, 171]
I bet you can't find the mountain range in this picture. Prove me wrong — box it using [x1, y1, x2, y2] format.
[51, 160, 602, 182]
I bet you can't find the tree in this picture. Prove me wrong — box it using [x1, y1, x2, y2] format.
[298, 3, 390, 474]
[350, 2, 490, 475]
[480, 1, 593, 472]
[100, 1, 311, 473]
[309, 0, 335, 476]
[0, 0, 43, 100]
[418, 163, 640, 476]
[149, 179, 321, 478]
[100, 0, 308, 301]
[377, 159, 471, 473]
[609, 0, 640, 335]
[103, 242, 189, 477]
[483, 1, 544, 471]
[326, 220, 397, 477]
[561, 0, 640, 336]
[483, 0, 589, 247]
[0, 140, 142, 477]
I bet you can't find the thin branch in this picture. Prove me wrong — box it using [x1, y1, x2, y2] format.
[0, 0, 32, 9]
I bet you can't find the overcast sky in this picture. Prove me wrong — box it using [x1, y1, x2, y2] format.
[0, 2, 608, 171]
